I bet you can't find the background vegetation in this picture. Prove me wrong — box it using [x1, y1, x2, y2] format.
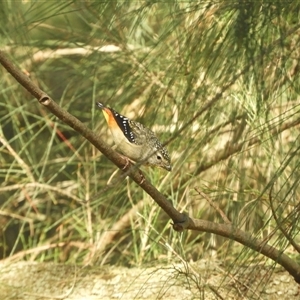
[0, 1, 300, 297]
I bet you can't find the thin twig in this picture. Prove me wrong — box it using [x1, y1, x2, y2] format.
[195, 188, 231, 224]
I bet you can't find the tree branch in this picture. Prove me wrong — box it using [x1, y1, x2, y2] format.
[1, 50, 300, 283]
[188, 218, 300, 283]
[0, 50, 187, 228]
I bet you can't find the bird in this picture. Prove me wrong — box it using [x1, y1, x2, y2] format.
[96, 102, 172, 171]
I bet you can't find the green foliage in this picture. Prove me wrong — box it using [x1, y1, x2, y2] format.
[0, 0, 300, 289]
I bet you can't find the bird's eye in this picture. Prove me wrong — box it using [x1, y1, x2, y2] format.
[157, 155, 162, 160]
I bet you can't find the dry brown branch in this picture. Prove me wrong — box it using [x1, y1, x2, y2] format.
[0, 50, 187, 228]
[187, 218, 300, 283]
[1, 50, 300, 284]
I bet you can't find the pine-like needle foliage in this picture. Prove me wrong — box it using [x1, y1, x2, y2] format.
[0, 2, 300, 294]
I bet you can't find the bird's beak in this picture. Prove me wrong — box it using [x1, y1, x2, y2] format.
[164, 165, 172, 172]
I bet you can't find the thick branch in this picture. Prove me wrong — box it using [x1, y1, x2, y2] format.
[1, 50, 300, 284]
[0, 50, 186, 227]
[187, 217, 300, 283]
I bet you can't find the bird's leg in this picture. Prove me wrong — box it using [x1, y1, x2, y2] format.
[121, 156, 146, 184]
[138, 170, 146, 184]
[121, 156, 131, 170]
[111, 145, 132, 170]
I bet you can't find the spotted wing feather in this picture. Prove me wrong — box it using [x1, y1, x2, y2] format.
[128, 120, 152, 145]
[110, 109, 137, 143]
[130, 120, 171, 164]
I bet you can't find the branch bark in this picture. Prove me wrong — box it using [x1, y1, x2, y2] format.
[0, 50, 187, 227]
[1, 50, 300, 284]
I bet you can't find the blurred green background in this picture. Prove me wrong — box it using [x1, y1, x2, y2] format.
[0, 0, 300, 273]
